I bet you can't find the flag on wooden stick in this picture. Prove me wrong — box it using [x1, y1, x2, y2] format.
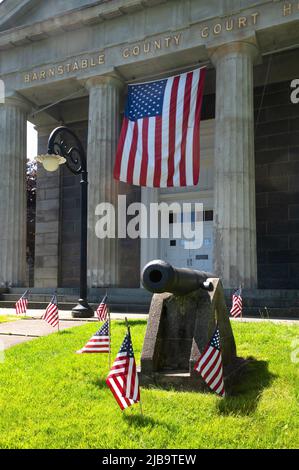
[114, 67, 206, 188]
[15, 290, 29, 315]
[76, 319, 110, 354]
[43, 293, 59, 328]
[194, 326, 225, 397]
[106, 330, 140, 410]
[96, 294, 109, 321]
[230, 287, 243, 318]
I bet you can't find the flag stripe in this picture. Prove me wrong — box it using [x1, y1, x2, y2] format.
[127, 121, 139, 185]
[192, 67, 206, 185]
[167, 75, 180, 187]
[114, 117, 129, 180]
[120, 118, 133, 182]
[146, 117, 156, 187]
[179, 71, 193, 186]
[160, 76, 173, 187]
[153, 116, 162, 187]
[173, 72, 186, 186]
[140, 118, 149, 186]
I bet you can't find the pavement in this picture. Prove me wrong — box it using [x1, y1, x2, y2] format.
[0, 309, 148, 350]
[0, 308, 298, 351]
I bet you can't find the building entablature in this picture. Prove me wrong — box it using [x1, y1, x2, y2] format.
[0, 0, 298, 105]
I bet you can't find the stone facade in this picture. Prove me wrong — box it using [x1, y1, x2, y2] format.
[255, 79, 299, 289]
[0, 0, 298, 291]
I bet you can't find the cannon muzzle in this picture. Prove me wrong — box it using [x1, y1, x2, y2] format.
[141, 259, 214, 295]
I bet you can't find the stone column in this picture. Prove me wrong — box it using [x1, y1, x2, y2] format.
[86, 75, 122, 287]
[140, 188, 159, 275]
[0, 95, 29, 286]
[211, 42, 258, 288]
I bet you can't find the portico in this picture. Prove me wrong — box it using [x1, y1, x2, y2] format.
[0, 0, 299, 294]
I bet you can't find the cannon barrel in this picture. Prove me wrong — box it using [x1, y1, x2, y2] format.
[141, 259, 214, 295]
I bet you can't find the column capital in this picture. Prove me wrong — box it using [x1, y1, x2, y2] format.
[2, 93, 32, 114]
[209, 40, 260, 66]
[85, 74, 124, 91]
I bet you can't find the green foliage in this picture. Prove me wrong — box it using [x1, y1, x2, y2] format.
[0, 315, 23, 323]
[0, 320, 298, 449]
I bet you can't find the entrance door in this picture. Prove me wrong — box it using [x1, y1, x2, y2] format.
[161, 208, 214, 273]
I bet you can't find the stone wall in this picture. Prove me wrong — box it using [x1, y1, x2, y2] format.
[59, 123, 86, 287]
[255, 80, 299, 289]
[34, 132, 60, 288]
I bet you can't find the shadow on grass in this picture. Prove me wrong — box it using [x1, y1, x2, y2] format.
[91, 377, 109, 389]
[123, 411, 176, 432]
[113, 320, 147, 327]
[218, 357, 277, 416]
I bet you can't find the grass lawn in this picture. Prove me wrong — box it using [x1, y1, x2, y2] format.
[0, 320, 298, 449]
[0, 315, 23, 323]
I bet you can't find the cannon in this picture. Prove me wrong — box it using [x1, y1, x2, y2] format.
[140, 259, 238, 392]
[142, 259, 214, 295]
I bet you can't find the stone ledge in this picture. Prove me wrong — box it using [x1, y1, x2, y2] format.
[0, 0, 169, 49]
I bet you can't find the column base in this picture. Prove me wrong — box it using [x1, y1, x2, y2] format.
[72, 298, 94, 318]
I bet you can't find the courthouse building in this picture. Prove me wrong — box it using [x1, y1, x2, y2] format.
[0, 0, 299, 310]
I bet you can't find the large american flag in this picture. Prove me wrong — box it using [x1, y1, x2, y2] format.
[106, 332, 140, 410]
[15, 290, 29, 315]
[230, 288, 243, 318]
[77, 320, 110, 354]
[194, 326, 225, 397]
[114, 67, 206, 187]
[43, 293, 59, 328]
[96, 294, 109, 321]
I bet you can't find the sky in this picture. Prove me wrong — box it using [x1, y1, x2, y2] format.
[27, 122, 38, 160]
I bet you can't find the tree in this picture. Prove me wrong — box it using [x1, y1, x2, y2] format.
[26, 159, 37, 286]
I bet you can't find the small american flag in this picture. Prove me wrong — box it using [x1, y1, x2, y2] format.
[96, 294, 109, 321]
[15, 290, 29, 315]
[77, 320, 110, 354]
[114, 67, 206, 188]
[230, 288, 243, 318]
[43, 293, 59, 328]
[194, 326, 225, 397]
[106, 332, 140, 410]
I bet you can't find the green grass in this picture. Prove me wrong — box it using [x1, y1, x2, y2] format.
[0, 315, 23, 323]
[0, 320, 298, 449]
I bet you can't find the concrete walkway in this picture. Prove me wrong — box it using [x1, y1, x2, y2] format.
[0, 308, 148, 321]
[0, 319, 89, 350]
[0, 309, 148, 351]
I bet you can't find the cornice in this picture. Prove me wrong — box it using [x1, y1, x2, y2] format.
[0, 0, 169, 51]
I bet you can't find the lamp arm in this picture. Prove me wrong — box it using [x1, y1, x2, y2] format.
[47, 126, 87, 175]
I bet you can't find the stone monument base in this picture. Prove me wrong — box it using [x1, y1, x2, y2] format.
[140, 278, 244, 393]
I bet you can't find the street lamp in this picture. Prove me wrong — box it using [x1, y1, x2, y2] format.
[35, 126, 94, 318]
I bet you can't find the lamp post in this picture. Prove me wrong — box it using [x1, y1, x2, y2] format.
[35, 126, 94, 318]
